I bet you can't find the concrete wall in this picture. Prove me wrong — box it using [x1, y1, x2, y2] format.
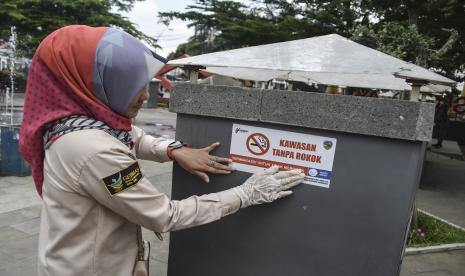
[170, 83, 435, 142]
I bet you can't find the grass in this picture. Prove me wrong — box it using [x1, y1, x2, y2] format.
[407, 210, 465, 247]
[156, 102, 169, 108]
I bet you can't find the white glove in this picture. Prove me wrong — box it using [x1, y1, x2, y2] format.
[232, 166, 305, 208]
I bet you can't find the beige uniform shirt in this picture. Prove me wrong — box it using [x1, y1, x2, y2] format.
[38, 126, 241, 276]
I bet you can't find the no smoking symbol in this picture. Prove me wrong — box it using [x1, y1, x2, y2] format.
[246, 133, 270, 156]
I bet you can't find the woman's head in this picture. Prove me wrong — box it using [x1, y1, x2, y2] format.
[20, 25, 166, 195]
[93, 28, 164, 117]
[35, 25, 165, 118]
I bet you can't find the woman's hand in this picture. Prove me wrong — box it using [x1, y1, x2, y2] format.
[171, 142, 234, 183]
[232, 166, 305, 208]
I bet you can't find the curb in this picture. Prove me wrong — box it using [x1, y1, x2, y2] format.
[405, 243, 465, 255]
[405, 209, 465, 255]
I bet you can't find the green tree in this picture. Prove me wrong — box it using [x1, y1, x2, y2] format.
[161, 0, 464, 80]
[0, 0, 158, 57]
[0, 0, 24, 40]
[353, 0, 463, 78]
[351, 22, 438, 67]
[161, 0, 368, 57]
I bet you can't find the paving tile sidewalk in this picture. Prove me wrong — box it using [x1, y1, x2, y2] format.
[417, 151, 465, 228]
[400, 250, 465, 276]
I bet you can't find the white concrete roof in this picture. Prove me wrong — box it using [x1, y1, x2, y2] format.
[169, 34, 455, 90]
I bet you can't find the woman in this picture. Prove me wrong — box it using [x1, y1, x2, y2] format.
[19, 25, 304, 276]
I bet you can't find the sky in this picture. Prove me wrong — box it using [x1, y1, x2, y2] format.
[119, 0, 195, 57]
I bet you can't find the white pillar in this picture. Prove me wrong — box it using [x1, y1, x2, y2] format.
[404, 80, 428, 101]
[420, 92, 427, 102]
[410, 84, 421, 102]
[189, 70, 199, 84]
[288, 82, 293, 91]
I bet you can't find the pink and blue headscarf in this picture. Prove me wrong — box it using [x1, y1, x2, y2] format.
[19, 25, 166, 195]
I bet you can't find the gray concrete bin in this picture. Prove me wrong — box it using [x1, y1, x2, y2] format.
[167, 83, 434, 276]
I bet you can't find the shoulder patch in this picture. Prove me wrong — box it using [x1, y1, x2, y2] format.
[102, 162, 143, 196]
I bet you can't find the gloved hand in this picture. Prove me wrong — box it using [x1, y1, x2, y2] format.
[232, 166, 305, 208]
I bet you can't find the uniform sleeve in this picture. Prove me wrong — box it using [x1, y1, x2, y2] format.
[131, 125, 172, 162]
[77, 147, 241, 233]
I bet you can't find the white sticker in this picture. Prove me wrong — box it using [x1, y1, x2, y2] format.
[230, 124, 337, 188]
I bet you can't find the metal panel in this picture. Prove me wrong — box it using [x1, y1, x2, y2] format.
[168, 114, 423, 276]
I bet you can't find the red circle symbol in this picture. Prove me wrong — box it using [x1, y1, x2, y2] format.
[246, 133, 270, 156]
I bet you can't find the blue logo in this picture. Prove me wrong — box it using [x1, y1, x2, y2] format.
[307, 168, 332, 180]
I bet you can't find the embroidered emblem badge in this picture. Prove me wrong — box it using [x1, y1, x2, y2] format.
[102, 162, 143, 195]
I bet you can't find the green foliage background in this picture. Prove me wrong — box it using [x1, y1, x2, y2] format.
[1, 0, 464, 81]
[161, 0, 465, 81]
[0, 0, 158, 57]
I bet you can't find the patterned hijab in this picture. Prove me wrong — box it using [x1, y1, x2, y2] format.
[19, 25, 166, 196]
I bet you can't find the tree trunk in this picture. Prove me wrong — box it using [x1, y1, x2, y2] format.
[407, 7, 418, 26]
[435, 28, 459, 57]
[343, 1, 353, 32]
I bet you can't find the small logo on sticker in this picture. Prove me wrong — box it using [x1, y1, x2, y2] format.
[235, 127, 249, 134]
[308, 168, 318, 177]
[323, 140, 333, 150]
